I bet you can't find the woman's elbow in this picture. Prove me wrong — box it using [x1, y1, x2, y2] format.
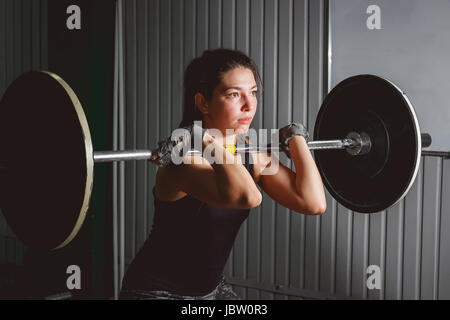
[310, 202, 327, 215]
[298, 200, 327, 215]
[237, 190, 262, 209]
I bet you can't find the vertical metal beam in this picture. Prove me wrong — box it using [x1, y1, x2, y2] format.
[118, 0, 126, 299]
[112, 0, 126, 300]
[112, 0, 119, 300]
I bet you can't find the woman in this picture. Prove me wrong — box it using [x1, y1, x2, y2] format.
[119, 49, 326, 300]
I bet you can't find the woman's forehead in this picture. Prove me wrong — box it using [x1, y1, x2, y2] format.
[218, 67, 257, 88]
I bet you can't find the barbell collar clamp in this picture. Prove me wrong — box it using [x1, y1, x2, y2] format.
[346, 132, 372, 156]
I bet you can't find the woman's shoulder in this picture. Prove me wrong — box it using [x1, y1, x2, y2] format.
[154, 166, 187, 201]
[154, 155, 210, 201]
[154, 152, 268, 200]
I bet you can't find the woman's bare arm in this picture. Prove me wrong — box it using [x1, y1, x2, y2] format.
[158, 137, 262, 209]
[258, 136, 326, 215]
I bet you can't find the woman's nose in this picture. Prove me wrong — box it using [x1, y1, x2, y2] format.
[241, 95, 254, 111]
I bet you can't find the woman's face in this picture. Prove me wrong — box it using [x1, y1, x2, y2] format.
[199, 67, 258, 137]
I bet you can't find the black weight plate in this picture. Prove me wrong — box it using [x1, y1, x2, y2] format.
[0, 71, 93, 250]
[314, 75, 421, 213]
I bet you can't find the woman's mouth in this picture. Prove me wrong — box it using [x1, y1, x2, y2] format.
[238, 117, 252, 124]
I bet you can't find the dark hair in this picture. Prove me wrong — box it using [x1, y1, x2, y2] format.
[179, 49, 262, 128]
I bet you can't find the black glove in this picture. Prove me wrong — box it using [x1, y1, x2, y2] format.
[278, 123, 309, 158]
[151, 123, 207, 167]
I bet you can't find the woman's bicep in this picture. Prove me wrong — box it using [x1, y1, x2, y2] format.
[257, 153, 323, 215]
[258, 162, 308, 213]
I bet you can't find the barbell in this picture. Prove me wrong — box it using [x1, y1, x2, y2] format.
[0, 71, 432, 250]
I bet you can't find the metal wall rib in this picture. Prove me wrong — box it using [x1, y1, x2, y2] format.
[121, 0, 450, 300]
[0, 0, 48, 266]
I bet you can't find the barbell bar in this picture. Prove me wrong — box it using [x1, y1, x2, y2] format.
[92, 139, 358, 163]
[93, 132, 432, 163]
[0, 71, 438, 250]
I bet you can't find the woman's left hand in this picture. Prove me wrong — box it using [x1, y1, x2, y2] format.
[278, 123, 310, 158]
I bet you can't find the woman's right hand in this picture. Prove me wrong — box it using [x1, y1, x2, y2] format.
[150, 123, 212, 167]
[149, 139, 167, 165]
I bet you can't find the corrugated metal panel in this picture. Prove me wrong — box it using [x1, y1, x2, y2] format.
[124, 0, 137, 263]
[421, 157, 442, 299]
[121, 0, 450, 300]
[403, 160, 424, 299]
[0, 0, 48, 265]
[259, 0, 278, 300]
[246, 0, 264, 300]
[0, 0, 48, 94]
[228, 0, 247, 292]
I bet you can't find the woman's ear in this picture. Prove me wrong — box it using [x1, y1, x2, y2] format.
[194, 93, 208, 115]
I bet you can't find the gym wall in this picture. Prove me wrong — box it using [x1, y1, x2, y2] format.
[120, 0, 450, 300]
[0, 0, 115, 299]
[0, 0, 48, 269]
[329, 0, 450, 153]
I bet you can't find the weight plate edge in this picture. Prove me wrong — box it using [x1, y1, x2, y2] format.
[41, 71, 95, 250]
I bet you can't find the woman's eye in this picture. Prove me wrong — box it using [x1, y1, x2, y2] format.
[229, 92, 239, 98]
[251, 90, 258, 96]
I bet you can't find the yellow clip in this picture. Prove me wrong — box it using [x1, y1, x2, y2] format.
[225, 145, 237, 154]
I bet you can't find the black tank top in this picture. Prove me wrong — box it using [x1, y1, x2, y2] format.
[121, 151, 254, 296]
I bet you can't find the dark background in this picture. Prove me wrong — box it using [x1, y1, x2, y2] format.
[0, 0, 115, 299]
